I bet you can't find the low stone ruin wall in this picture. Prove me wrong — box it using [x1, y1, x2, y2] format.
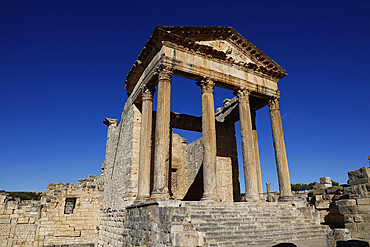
[0, 175, 103, 247]
[309, 167, 370, 245]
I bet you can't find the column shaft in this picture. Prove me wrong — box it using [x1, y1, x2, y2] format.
[151, 66, 172, 200]
[252, 111, 263, 197]
[236, 89, 259, 201]
[197, 78, 220, 202]
[268, 97, 293, 201]
[136, 87, 155, 202]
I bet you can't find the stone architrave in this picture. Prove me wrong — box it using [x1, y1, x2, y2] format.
[197, 78, 221, 202]
[136, 86, 155, 202]
[251, 110, 263, 197]
[151, 65, 173, 200]
[235, 88, 259, 201]
[268, 97, 293, 201]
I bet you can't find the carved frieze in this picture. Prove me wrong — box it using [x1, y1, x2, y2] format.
[196, 40, 253, 65]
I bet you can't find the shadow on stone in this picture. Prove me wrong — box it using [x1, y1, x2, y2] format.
[272, 244, 297, 247]
[337, 240, 370, 247]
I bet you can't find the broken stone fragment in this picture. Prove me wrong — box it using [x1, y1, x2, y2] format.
[348, 167, 370, 185]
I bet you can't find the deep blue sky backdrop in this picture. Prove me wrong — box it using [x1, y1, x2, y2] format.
[1, 1, 369, 193]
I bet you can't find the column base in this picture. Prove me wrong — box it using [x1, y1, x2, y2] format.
[243, 193, 262, 202]
[150, 191, 170, 200]
[201, 192, 221, 202]
[278, 195, 294, 202]
[133, 196, 150, 204]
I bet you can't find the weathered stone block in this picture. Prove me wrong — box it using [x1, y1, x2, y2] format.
[0, 218, 10, 224]
[356, 198, 370, 205]
[345, 215, 354, 223]
[326, 228, 351, 247]
[363, 214, 370, 223]
[357, 205, 370, 214]
[316, 200, 330, 209]
[339, 205, 358, 215]
[348, 167, 370, 185]
[354, 215, 363, 223]
[324, 193, 334, 200]
[345, 223, 358, 232]
[321, 177, 332, 184]
[173, 231, 199, 247]
[357, 223, 370, 233]
[17, 217, 29, 224]
[327, 186, 340, 194]
[336, 199, 357, 207]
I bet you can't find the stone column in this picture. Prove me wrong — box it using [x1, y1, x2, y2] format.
[252, 110, 263, 197]
[235, 88, 259, 201]
[268, 97, 293, 201]
[136, 86, 155, 202]
[266, 182, 272, 202]
[197, 78, 220, 202]
[151, 65, 172, 200]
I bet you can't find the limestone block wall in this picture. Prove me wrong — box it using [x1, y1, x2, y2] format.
[99, 209, 125, 247]
[123, 201, 202, 247]
[102, 104, 141, 209]
[99, 104, 141, 247]
[335, 167, 370, 242]
[308, 177, 344, 228]
[39, 175, 103, 246]
[0, 197, 41, 247]
[0, 175, 103, 247]
[182, 137, 236, 202]
[309, 167, 370, 243]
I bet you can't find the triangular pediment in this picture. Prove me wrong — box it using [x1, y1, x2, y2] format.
[195, 40, 257, 66]
[125, 26, 287, 94]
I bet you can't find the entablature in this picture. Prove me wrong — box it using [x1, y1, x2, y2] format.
[123, 26, 286, 113]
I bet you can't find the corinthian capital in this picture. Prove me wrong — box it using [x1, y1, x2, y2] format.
[268, 97, 280, 110]
[197, 77, 215, 94]
[234, 88, 251, 103]
[141, 86, 156, 101]
[156, 64, 173, 81]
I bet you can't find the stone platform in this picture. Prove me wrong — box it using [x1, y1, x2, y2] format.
[123, 200, 331, 247]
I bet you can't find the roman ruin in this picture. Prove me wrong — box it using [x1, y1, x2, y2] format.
[98, 26, 328, 246]
[1, 26, 369, 246]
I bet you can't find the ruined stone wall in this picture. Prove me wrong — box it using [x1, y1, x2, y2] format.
[102, 104, 141, 209]
[0, 196, 41, 247]
[181, 134, 236, 202]
[309, 167, 370, 243]
[335, 167, 370, 242]
[99, 104, 142, 247]
[123, 201, 202, 247]
[0, 175, 103, 247]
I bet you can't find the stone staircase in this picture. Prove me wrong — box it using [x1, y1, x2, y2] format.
[181, 201, 331, 246]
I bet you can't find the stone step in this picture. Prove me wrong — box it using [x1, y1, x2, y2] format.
[179, 202, 328, 246]
[203, 228, 330, 246]
[195, 224, 329, 236]
[189, 215, 318, 225]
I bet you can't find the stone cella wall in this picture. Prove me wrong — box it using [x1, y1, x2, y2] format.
[0, 175, 103, 247]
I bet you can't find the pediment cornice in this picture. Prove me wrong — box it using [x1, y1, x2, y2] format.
[124, 26, 287, 95]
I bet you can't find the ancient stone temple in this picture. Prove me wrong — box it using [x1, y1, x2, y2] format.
[99, 26, 330, 246]
[102, 25, 293, 205]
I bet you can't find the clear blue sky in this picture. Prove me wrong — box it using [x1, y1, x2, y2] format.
[1, 1, 369, 193]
